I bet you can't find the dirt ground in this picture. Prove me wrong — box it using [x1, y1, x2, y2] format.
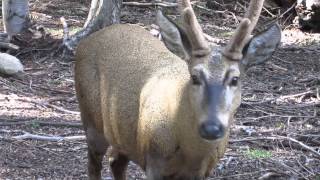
[0, 0, 319, 179]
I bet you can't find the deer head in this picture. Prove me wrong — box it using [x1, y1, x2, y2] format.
[156, 0, 281, 140]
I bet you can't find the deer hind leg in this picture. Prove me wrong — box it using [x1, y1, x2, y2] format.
[85, 126, 109, 180]
[109, 148, 129, 180]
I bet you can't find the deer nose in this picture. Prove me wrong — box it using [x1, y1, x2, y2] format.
[199, 121, 225, 140]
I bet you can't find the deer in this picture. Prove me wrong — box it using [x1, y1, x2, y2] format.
[75, 0, 281, 179]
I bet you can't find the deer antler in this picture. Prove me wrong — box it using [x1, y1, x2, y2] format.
[223, 0, 265, 60]
[179, 0, 210, 57]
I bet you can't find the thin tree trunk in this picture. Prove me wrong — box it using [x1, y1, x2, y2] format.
[2, 0, 29, 39]
[63, 0, 122, 52]
[84, 0, 100, 28]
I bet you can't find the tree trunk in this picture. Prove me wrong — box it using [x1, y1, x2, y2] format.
[63, 0, 122, 52]
[2, 0, 30, 39]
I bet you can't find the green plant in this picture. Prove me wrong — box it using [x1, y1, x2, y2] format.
[31, 121, 40, 128]
[244, 149, 272, 159]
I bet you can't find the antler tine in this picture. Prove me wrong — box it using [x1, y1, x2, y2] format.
[223, 0, 265, 60]
[178, 0, 209, 56]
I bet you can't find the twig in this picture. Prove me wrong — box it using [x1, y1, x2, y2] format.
[273, 56, 292, 64]
[293, 101, 320, 108]
[260, 159, 304, 178]
[262, 6, 276, 18]
[242, 99, 274, 105]
[278, 2, 297, 19]
[296, 158, 315, 177]
[203, 33, 221, 44]
[17, 98, 80, 115]
[208, 0, 224, 9]
[282, 12, 294, 26]
[0, 120, 82, 128]
[12, 78, 74, 94]
[277, 90, 314, 101]
[280, 135, 320, 158]
[258, 172, 281, 180]
[0, 129, 85, 141]
[60, 17, 70, 46]
[5, 132, 85, 142]
[46, 103, 80, 115]
[122, 2, 177, 8]
[236, 1, 246, 11]
[244, 113, 316, 121]
[243, 90, 315, 105]
[47, 96, 76, 103]
[267, 62, 288, 71]
[230, 136, 320, 158]
[212, 170, 268, 179]
[192, 3, 238, 23]
[0, 129, 24, 133]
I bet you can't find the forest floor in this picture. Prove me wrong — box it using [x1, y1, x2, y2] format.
[0, 0, 319, 179]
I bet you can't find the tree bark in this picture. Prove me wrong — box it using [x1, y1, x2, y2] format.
[63, 0, 122, 52]
[2, 0, 30, 39]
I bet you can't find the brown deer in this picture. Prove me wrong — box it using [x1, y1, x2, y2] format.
[75, 0, 281, 179]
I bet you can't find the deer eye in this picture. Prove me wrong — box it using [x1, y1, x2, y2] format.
[191, 75, 201, 85]
[229, 77, 239, 87]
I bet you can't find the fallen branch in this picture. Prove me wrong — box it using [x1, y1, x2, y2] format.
[0, 42, 20, 50]
[123, 2, 177, 8]
[258, 172, 282, 180]
[0, 129, 24, 133]
[230, 136, 320, 158]
[0, 130, 85, 142]
[244, 113, 316, 121]
[0, 33, 9, 42]
[46, 103, 80, 115]
[203, 33, 221, 44]
[267, 62, 288, 71]
[243, 90, 316, 105]
[0, 120, 82, 128]
[277, 90, 314, 101]
[214, 170, 268, 179]
[13, 132, 85, 142]
[242, 99, 274, 105]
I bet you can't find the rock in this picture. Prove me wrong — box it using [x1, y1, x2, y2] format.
[0, 53, 24, 76]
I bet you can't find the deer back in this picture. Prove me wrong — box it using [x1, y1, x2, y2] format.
[75, 24, 191, 159]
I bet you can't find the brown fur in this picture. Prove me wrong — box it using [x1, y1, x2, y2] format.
[75, 24, 232, 179]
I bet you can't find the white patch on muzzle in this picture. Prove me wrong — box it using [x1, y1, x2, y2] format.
[218, 86, 235, 127]
[218, 113, 229, 127]
[225, 86, 234, 108]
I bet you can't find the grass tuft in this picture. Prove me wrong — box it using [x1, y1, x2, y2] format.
[244, 149, 272, 159]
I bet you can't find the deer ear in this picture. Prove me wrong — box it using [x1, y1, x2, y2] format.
[241, 23, 281, 71]
[156, 10, 192, 60]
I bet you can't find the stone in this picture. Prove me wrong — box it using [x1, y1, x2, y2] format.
[0, 53, 24, 75]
